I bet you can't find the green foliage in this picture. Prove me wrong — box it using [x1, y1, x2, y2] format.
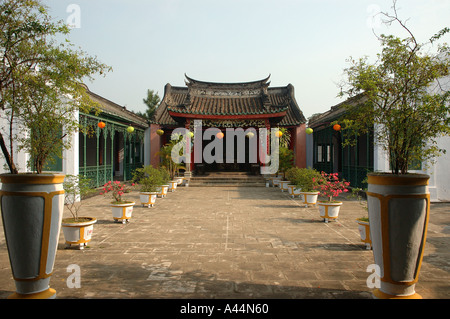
[292, 168, 323, 192]
[132, 165, 165, 192]
[0, 0, 111, 174]
[278, 146, 294, 178]
[278, 127, 291, 149]
[285, 167, 301, 184]
[338, 5, 450, 174]
[63, 175, 95, 221]
[139, 89, 160, 121]
[157, 133, 186, 180]
[158, 167, 170, 184]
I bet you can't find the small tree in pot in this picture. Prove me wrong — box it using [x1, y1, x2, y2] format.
[313, 172, 350, 222]
[0, 0, 110, 299]
[337, 0, 450, 298]
[62, 175, 97, 249]
[133, 165, 164, 207]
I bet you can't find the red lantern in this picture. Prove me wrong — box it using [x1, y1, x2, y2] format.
[216, 132, 224, 139]
[98, 121, 105, 129]
[333, 124, 341, 131]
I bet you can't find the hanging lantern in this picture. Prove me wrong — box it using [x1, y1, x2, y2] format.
[275, 130, 283, 138]
[156, 129, 164, 136]
[188, 131, 194, 138]
[246, 132, 255, 139]
[98, 121, 106, 129]
[306, 128, 313, 135]
[333, 124, 341, 131]
[216, 132, 224, 139]
[127, 126, 134, 133]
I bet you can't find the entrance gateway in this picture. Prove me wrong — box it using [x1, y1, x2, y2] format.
[150, 75, 307, 175]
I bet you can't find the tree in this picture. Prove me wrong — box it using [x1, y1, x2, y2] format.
[0, 0, 111, 174]
[338, 1, 450, 174]
[140, 89, 160, 121]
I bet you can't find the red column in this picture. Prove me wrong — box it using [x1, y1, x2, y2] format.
[294, 124, 306, 168]
[150, 124, 161, 168]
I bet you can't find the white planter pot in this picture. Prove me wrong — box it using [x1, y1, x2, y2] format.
[318, 201, 343, 223]
[62, 217, 97, 249]
[279, 181, 289, 192]
[272, 178, 281, 187]
[0, 173, 65, 299]
[356, 219, 372, 250]
[111, 202, 135, 223]
[156, 185, 169, 198]
[139, 192, 157, 208]
[367, 173, 430, 299]
[287, 185, 301, 198]
[175, 177, 183, 185]
[168, 180, 178, 192]
[299, 191, 319, 207]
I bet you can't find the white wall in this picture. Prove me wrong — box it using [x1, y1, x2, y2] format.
[0, 114, 29, 175]
[62, 110, 79, 177]
[425, 74, 450, 202]
[372, 74, 450, 202]
[0, 110, 79, 176]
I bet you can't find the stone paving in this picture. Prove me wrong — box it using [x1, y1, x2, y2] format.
[0, 185, 449, 299]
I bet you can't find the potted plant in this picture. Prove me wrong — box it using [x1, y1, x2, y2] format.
[275, 128, 294, 191]
[0, 0, 109, 299]
[356, 217, 372, 250]
[293, 168, 323, 207]
[278, 146, 294, 192]
[101, 181, 136, 223]
[157, 133, 186, 192]
[338, 2, 450, 298]
[133, 166, 163, 208]
[285, 167, 302, 198]
[350, 183, 372, 250]
[314, 172, 350, 223]
[62, 175, 97, 249]
[156, 167, 170, 198]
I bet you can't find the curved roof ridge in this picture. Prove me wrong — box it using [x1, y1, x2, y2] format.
[185, 74, 271, 87]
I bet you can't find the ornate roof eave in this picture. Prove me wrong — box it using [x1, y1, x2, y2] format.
[167, 109, 288, 120]
[184, 74, 271, 89]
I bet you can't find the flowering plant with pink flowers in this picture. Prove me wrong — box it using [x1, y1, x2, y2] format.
[100, 180, 135, 204]
[313, 172, 350, 202]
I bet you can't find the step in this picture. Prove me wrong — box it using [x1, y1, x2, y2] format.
[189, 172, 266, 187]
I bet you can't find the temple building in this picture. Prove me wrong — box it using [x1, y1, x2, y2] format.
[151, 75, 307, 174]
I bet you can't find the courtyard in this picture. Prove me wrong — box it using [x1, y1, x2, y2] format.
[1, 185, 448, 299]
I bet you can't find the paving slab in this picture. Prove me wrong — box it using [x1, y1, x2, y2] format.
[0, 185, 449, 299]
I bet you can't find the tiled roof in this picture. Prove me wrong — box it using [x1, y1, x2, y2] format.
[154, 75, 306, 127]
[84, 85, 149, 128]
[308, 93, 367, 129]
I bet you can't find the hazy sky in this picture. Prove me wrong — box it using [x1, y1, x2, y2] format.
[44, 0, 450, 119]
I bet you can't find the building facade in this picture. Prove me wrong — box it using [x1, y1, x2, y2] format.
[151, 75, 307, 175]
[308, 95, 374, 189]
[307, 76, 450, 202]
[78, 87, 149, 186]
[0, 86, 149, 188]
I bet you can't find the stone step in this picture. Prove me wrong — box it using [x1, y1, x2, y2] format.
[189, 172, 266, 187]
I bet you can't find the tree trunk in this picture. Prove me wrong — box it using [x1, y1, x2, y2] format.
[0, 132, 18, 174]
